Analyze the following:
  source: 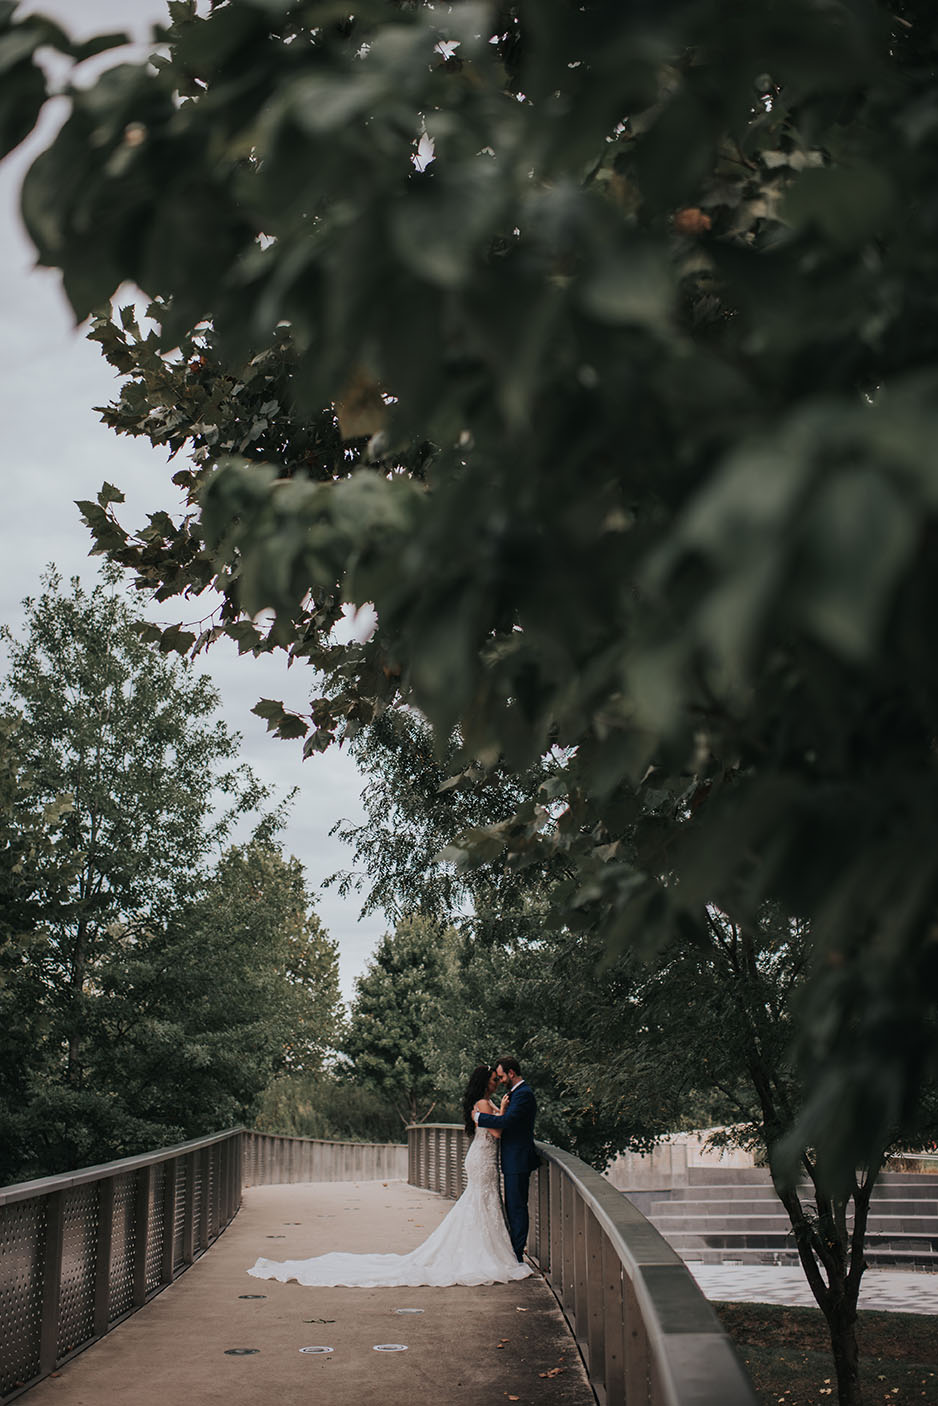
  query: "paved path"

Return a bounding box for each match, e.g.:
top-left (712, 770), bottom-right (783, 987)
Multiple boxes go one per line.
top-left (21, 1180), bottom-right (592, 1406)
top-left (688, 1263), bottom-right (938, 1314)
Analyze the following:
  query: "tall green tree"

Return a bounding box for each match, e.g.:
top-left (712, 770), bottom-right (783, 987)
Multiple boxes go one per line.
top-left (343, 913), bottom-right (460, 1127)
top-left (0, 570), bottom-right (324, 1180)
top-left (1, 569), bottom-right (262, 1090)
top-left (0, 715), bottom-right (77, 1181)
top-left (65, 839), bottom-right (343, 1166)
top-left (7, 0), bottom-right (933, 1185)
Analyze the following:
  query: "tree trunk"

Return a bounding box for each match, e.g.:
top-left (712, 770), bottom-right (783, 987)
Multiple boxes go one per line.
top-left (826, 1303), bottom-right (863, 1406)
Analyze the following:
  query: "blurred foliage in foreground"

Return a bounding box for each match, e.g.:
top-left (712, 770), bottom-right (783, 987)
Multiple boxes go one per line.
top-left (4, 0), bottom-right (938, 1190)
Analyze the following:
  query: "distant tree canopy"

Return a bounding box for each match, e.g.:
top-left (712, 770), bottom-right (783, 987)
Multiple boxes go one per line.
top-left (342, 912), bottom-right (460, 1127)
top-left (0, 572), bottom-right (341, 1182)
top-left (5, 0), bottom-right (938, 1182)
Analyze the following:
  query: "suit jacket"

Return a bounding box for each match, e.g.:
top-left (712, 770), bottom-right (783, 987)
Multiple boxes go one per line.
top-left (476, 1081), bottom-right (539, 1174)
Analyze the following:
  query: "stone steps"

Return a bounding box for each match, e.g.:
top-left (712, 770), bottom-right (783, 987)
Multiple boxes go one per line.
top-left (665, 1182), bottom-right (938, 1202)
top-left (680, 1247), bottom-right (938, 1269)
top-left (654, 1213), bottom-right (938, 1235)
top-left (641, 1167), bottom-right (938, 1269)
top-left (654, 1197), bottom-right (937, 1217)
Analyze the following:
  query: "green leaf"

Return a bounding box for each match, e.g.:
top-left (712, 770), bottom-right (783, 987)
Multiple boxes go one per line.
top-left (783, 162), bottom-right (895, 247)
top-left (796, 469), bottom-right (916, 661)
top-left (158, 624), bottom-right (197, 654)
top-left (390, 163), bottom-right (505, 289)
top-left (130, 622), bottom-right (164, 645)
top-left (0, 51), bottom-right (45, 157)
top-left (98, 482), bottom-right (125, 508)
top-left (580, 241), bottom-right (674, 329)
top-left (70, 31), bottom-right (129, 63)
top-left (252, 698), bottom-right (289, 724)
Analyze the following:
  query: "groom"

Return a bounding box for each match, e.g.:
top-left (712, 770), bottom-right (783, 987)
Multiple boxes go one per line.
top-left (473, 1056), bottom-right (539, 1262)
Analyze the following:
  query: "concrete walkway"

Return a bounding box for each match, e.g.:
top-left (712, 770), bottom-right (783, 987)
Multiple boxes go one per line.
top-left (21, 1180), bottom-right (593, 1406)
top-left (689, 1262), bottom-right (938, 1314)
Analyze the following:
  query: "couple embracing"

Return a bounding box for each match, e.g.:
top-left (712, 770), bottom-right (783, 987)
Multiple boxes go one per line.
top-left (248, 1057), bottom-right (539, 1289)
top-left (469, 1055), bottom-right (540, 1265)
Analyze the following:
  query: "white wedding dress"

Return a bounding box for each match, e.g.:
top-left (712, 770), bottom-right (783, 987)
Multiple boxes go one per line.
top-left (247, 1129), bottom-right (534, 1288)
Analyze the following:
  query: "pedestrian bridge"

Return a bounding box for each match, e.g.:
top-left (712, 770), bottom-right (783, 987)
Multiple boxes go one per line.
top-left (0, 1126), bottom-right (756, 1406)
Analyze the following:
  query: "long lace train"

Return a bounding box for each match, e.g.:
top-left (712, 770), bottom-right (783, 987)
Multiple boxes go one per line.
top-left (247, 1131), bottom-right (534, 1288)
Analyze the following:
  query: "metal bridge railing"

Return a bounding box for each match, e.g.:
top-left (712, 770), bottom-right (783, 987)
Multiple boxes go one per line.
top-left (2, 1125), bottom-right (757, 1406)
top-left (0, 1127), bottom-right (408, 1404)
top-left (243, 1130), bottom-right (407, 1186)
top-left (407, 1123), bottom-right (757, 1406)
top-left (0, 1128), bottom-right (243, 1404)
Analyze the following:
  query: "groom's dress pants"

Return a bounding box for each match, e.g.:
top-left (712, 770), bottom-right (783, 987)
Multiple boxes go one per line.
top-left (504, 1171), bottom-right (531, 1262)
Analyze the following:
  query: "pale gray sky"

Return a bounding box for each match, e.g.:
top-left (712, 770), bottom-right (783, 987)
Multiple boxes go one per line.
top-left (1, 0), bottom-right (386, 1000)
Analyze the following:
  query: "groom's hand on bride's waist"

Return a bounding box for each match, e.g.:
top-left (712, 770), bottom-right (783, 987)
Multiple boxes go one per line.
top-left (472, 1109), bottom-right (480, 1123)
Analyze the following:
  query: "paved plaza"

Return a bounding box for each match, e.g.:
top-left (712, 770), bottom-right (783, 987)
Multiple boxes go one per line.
top-left (688, 1262), bottom-right (938, 1314)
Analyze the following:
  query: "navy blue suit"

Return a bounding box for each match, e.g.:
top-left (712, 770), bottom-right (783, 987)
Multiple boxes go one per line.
top-left (477, 1081), bottom-right (539, 1261)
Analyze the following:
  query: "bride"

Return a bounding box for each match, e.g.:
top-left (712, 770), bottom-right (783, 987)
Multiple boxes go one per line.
top-left (247, 1065), bottom-right (534, 1288)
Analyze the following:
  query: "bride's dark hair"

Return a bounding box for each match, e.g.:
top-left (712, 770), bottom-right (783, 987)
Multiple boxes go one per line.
top-left (462, 1064), bottom-right (492, 1137)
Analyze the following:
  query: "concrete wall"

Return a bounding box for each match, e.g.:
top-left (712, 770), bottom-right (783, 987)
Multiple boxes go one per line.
top-left (603, 1131), bottom-right (756, 1194)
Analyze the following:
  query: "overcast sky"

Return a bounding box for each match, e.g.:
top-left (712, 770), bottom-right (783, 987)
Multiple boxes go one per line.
top-left (1, 0), bottom-right (388, 1000)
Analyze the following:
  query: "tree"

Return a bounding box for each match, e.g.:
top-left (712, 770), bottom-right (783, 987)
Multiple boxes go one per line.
top-left (329, 709), bottom-right (570, 933)
top-left (342, 913), bottom-right (460, 1127)
top-left (70, 839), bottom-right (343, 1161)
top-left (6, 0), bottom-right (932, 1180)
top-left (542, 907), bottom-right (916, 1406)
top-left (0, 715), bottom-right (78, 1181)
top-left (6, 6), bottom-right (938, 1396)
top-left (330, 712), bottom-right (938, 1398)
top-left (0, 570), bottom-right (292, 1178)
top-left (331, 711), bottom-right (643, 1161)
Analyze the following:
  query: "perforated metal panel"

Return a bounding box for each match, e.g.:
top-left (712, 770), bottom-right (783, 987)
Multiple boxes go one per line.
top-left (0, 1197), bottom-right (45, 1395)
top-left (108, 1174), bottom-right (136, 1320)
top-left (56, 1184), bottom-right (99, 1357)
top-left (145, 1165), bottom-right (165, 1294)
top-left (192, 1161), bottom-right (203, 1251)
top-left (206, 1151), bottom-right (216, 1241)
top-left (173, 1160), bottom-right (187, 1270)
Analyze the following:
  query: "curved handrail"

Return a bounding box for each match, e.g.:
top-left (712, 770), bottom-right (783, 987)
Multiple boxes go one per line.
top-left (0, 1127), bottom-right (410, 1404)
top-left (0, 1126), bottom-right (247, 1207)
top-left (406, 1123), bottom-right (757, 1406)
top-left (0, 1128), bottom-right (245, 1404)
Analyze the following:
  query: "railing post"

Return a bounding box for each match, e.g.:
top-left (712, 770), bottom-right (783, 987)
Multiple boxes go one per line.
top-left (586, 1208), bottom-right (605, 1387)
top-left (38, 1190), bottom-right (65, 1377)
top-left (562, 1174), bottom-right (576, 1323)
top-left (94, 1178), bottom-right (115, 1337)
top-left (199, 1147), bottom-right (211, 1251)
top-left (537, 1161), bottom-right (550, 1274)
top-left (574, 1194), bottom-right (589, 1351)
top-left (601, 1237), bottom-right (626, 1405)
top-left (162, 1158), bottom-right (177, 1283)
top-left (133, 1166), bottom-right (152, 1307)
top-left (623, 1269), bottom-right (650, 1404)
top-left (549, 1160), bottom-right (563, 1293)
top-left (212, 1145), bottom-right (221, 1238)
top-left (183, 1151), bottom-right (197, 1263)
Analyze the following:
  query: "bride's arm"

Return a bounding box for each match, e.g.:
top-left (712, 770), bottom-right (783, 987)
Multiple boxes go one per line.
top-left (474, 1099), bottom-right (501, 1138)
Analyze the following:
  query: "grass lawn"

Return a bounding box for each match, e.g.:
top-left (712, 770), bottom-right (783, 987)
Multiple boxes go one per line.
top-left (714, 1301), bottom-right (938, 1405)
